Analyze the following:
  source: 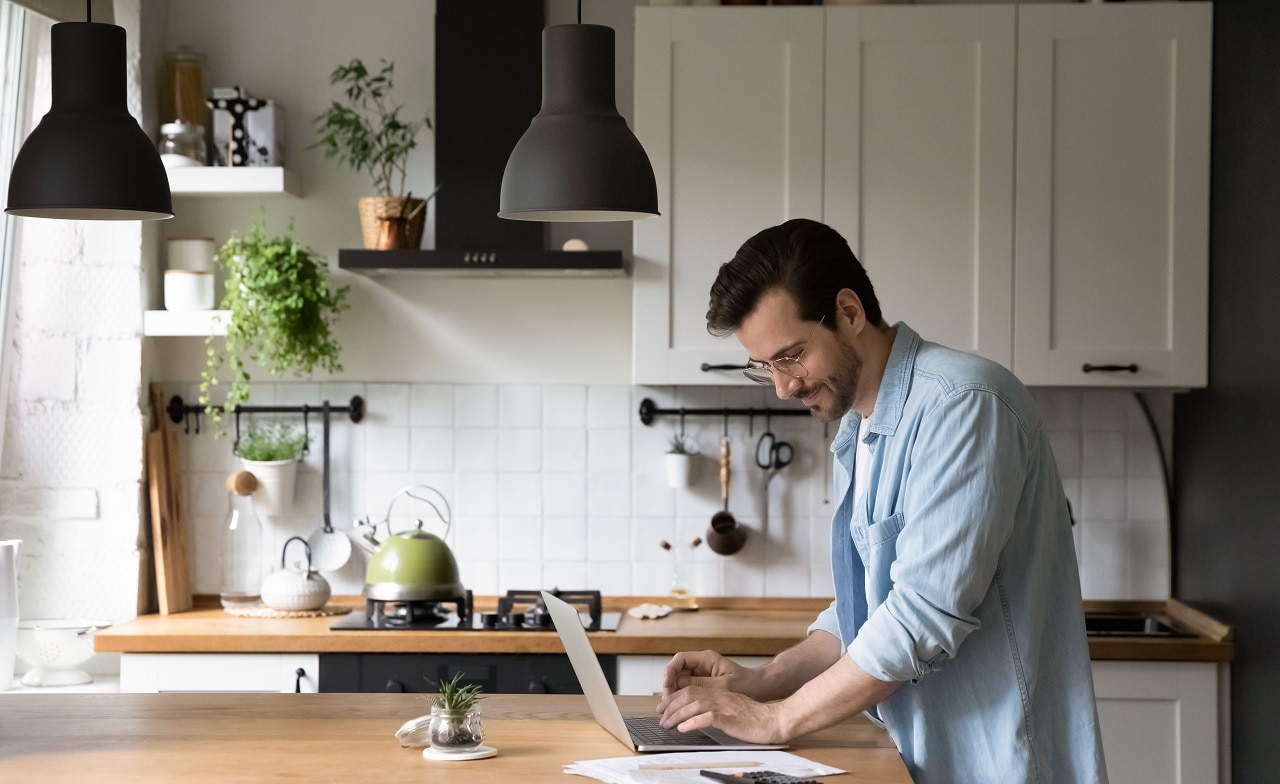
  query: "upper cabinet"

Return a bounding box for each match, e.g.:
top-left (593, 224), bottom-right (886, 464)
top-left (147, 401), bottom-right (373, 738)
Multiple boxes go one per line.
top-left (1012, 5), bottom-right (1211, 387)
top-left (633, 4), bottom-right (1211, 388)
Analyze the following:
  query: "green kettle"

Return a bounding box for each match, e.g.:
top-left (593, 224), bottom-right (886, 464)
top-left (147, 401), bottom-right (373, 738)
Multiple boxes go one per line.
top-left (355, 486), bottom-right (465, 602)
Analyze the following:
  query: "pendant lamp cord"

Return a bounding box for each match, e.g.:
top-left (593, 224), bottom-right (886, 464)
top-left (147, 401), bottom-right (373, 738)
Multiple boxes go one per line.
top-left (86, 0), bottom-right (91, 22)
top-left (577, 0), bottom-right (582, 25)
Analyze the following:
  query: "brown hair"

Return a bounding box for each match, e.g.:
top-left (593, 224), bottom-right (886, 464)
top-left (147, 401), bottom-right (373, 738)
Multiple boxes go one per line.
top-left (706, 218), bottom-right (882, 337)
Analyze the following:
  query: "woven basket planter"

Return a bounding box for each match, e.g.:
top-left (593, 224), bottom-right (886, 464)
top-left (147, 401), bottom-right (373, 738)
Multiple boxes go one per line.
top-left (357, 196), bottom-right (426, 250)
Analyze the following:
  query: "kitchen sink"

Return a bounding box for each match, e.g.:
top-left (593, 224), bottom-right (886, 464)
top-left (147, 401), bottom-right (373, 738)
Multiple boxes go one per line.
top-left (1083, 611), bottom-right (1196, 637)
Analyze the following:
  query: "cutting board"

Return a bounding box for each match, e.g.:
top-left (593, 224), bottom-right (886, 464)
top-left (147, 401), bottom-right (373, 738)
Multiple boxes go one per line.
top-left (146, 384), bottom-right (192, 614)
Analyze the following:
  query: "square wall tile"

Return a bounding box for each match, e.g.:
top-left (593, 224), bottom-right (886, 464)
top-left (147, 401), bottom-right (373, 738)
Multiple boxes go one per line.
top-left (410, 384), bottom-right (455, 427)
top-left (587, 473), bottom-right (631, 517)
top-left (542, 474), bottom-right (586, 517)
top-left (456, 428), bottom-right (498, 471)
top-left (366, 383), bottom-right (410, 427)
top-left (410, 428), bottom-right (455, 472)
top-left (365, 426), bottom-right (409, 471)
top-left (499, 385), bottom-right (542, 428)
top-left (456, 385), bottom-right (497, 427)
top-left (588, 429), bottom-right (631, 473)
top-left (543, 386), bottom-right (587, 428)
top-left (587, 517), bottom-right (632, 560)
top-left (588, 385), bottom-right (633, 429)
top-left (1081, 432), bottom-right (1125, 478)
top-left (497, 516), bottom-right (543, 561)
top-left (543, 429), bottom-right (587, 473)
top-left (455, 473), bottom-right (498, 517)
top-left (497, 473), bottom-right (542, 517)
top-left (499, 429), bottom-right (542, 472)
top-left (543, 516), bottom-right (588, 561)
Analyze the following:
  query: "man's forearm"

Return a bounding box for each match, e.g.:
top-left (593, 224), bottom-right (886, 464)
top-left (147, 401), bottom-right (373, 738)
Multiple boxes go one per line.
top-left (752, 630), bottom-right (845, 701)
top-left (775, 653), bottom-right (902, 739)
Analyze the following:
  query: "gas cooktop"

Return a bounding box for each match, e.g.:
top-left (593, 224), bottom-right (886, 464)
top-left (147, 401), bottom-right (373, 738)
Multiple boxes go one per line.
top-left (330, 589), bottom-right (621, 632)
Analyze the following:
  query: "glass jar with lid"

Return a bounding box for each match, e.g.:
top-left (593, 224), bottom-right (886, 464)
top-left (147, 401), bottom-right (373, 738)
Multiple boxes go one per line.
top-left (158, 122), bottom-right (207, 167)
top-left (157, 46), bottom-right (208, 127)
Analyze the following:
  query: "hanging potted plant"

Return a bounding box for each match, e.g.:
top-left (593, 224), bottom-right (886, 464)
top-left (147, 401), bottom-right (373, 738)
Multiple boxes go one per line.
top-left (199, 214), bottom-right (349, 441)
top-left (311, 58), bottom-right (438, 250)
top-left (665, 432), bottom-right (696, 489)
top-left (235, 421), bottom-right (309, 518)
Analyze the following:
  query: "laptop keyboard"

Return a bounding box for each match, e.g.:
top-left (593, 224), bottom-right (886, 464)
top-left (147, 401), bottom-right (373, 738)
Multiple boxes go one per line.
top-left (625, 715), bottom-right (719, 746)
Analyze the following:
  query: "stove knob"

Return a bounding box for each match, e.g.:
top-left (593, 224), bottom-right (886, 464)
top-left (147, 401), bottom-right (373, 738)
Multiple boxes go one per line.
top-left (536, 613), bottom-right (553, 628)
top-left (480, 612), bottom-right (499, 629)
top-left (527, 681), bottom-right (548, 694)
top-left (384, 679), bottom-right (405, 693)
top-left (509, 611), bottom-right (526, 627)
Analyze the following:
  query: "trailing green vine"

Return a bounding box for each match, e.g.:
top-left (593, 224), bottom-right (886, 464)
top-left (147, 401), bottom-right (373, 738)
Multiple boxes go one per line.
top-left (199, 215), bottom-right (350, 437)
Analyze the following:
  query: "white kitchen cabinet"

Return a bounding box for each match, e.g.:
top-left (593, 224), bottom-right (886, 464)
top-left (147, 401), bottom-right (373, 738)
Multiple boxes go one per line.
top-left (1092, 660), bottom-right (1227, 784)
top-left (1013, 5), bottom-right (1211, 387)
top-left (120, 653), bottom-right (318, 693)
top-left (633, 7), bottom-right (824, 385)
top-left (824, 6), bottom-right (1016, 368)
top-left (616, 655), bottom-right (770, 697)
top-left (633, 4), bottom-right (1210, 388)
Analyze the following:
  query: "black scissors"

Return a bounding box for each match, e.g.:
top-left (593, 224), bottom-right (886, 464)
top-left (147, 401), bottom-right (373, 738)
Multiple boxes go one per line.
top-left (756, 431), bottom-right (794, 472)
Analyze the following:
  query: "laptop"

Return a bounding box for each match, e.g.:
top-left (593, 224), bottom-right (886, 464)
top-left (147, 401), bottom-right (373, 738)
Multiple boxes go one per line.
top-left (541, 590), bottom-right (787, 752)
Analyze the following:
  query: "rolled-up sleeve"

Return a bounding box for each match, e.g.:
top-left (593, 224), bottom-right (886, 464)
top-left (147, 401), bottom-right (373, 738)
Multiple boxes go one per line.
top-left (847, 386), bottom-right (1032, 683)
top-left (808, 600), bottom-right (840, 639)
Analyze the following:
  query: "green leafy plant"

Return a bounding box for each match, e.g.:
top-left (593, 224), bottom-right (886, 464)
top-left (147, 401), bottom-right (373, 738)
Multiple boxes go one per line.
top-left (235, 420), bottom-right (309, 462)
top-left (667, 432), bottom-right (694, 455)
top-left (311, 58), bottom-right (431, 198)
top-left (199, 215), bottom-right (350, 436)
top-left (431, 672), bottom-right (483, 712)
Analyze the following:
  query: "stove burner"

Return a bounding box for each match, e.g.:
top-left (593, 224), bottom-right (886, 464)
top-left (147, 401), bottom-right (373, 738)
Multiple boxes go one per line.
top-left (498, 589), bottom-right (602, 631)
top-left (330, 588), bottom-right (619, 632)
top-left (363, 592), bottom-right (473, 629)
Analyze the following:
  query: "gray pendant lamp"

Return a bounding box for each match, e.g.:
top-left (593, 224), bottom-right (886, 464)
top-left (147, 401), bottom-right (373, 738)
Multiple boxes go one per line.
top-left (5, 4), bottom-right (173, 221)
top-left (498, 8), bottom-right (658, 223)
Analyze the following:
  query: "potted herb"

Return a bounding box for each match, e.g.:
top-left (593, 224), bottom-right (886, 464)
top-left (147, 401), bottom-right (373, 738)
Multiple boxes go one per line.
top-left (665, 432), bottom-right (696, 489)
top-left (311, 58), bottom-right (437, 249)
top-left (199, 215), bottom-right (349, 442)
top-left (426, 672), bottom-right (485, 752)
top-left (235, 420), bottom-right (310, 518)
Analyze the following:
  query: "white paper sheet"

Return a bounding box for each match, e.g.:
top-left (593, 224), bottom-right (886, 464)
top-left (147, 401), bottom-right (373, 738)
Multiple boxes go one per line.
top-left (563, 750), bottom-right (844, 784)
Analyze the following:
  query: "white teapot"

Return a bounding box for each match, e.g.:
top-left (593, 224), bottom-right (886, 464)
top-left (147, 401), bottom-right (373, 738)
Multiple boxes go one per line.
top-left (261, 537), bottom-right (331, 612)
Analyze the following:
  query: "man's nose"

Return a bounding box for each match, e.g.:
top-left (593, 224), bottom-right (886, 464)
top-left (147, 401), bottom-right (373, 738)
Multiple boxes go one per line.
top-left (773, 372), bottom-right (802, 400)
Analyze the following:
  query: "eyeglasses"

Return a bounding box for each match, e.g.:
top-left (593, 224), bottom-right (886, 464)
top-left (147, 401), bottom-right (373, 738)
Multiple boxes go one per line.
top-left (742, 317), bottom-right (825, 386)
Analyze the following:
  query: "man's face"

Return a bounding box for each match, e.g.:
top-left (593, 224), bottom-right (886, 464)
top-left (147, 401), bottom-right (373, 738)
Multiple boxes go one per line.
top-left (736, 290), bottom-right (862, 423)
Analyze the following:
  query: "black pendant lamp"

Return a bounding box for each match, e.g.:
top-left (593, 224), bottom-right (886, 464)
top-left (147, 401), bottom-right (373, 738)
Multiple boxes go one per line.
top-left (5, 4), bottom-right (173, 221)
top-left (498, 7), bottom-right (658, 223)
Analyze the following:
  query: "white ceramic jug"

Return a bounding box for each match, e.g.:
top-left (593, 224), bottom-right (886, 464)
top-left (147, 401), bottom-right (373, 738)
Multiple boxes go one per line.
top-left (1, 539), bottom-right (20, 691)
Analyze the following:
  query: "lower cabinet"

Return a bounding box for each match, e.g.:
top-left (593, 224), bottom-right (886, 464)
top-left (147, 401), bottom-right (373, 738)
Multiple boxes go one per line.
top-left (1092, 660), bottom-right (1228, 784)
top-left (120, 653), bottom-right (319, 693)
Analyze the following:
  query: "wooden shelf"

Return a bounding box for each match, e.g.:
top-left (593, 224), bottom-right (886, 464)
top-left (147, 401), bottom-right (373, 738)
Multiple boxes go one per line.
top-left (165, 166), bottom-right (300, 197)
top-left (143, 310), bottom-right (229, 336)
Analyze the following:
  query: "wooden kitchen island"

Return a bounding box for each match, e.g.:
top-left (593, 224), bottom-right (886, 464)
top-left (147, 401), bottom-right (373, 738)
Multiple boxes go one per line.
top-left (0, 693), bottom-right (912, 783)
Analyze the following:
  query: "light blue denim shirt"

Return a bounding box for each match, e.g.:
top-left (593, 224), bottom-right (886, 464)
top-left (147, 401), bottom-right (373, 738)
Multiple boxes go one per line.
top-left (808, 323), bottom-right (1107, 784)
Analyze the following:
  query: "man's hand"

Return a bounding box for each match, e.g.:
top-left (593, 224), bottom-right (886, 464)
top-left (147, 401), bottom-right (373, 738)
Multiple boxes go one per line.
top-left (657, 685), bottom-right (787, 743)
top-left (659, 650), bottom-right (766, 701)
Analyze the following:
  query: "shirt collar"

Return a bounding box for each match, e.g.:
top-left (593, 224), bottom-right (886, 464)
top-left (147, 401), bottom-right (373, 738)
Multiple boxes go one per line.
top-left (830, 321), bottom-right (921, 450)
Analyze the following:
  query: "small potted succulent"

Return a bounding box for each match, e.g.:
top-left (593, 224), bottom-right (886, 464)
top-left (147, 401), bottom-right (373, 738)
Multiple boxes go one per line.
top-left (426, 672), bottom-right (485, 752)
top-left (235, 420), bottom-right (309, 518)
top-left (665, 432), bottom-right (696, 489)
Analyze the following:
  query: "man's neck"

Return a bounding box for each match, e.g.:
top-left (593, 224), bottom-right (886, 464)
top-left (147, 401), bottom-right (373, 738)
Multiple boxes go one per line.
top-left (851, 323), bottom-right (897, 418)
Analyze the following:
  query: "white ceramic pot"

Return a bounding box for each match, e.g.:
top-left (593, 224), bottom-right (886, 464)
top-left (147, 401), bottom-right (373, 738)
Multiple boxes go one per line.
top-left (241, 458), bottom-right (298, 518)
top-left (665, 453), bottom-right (693, 489)
top-left (163, 269), bottom-right (215, 310)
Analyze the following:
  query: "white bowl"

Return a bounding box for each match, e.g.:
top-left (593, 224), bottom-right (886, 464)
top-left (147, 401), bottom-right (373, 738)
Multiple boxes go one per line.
top-left (16, 619), bottom-right (111, 687)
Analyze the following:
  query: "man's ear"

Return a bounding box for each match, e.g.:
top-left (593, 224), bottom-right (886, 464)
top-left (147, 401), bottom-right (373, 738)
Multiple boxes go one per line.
top-left (834, 288), bottom-right (866, 336)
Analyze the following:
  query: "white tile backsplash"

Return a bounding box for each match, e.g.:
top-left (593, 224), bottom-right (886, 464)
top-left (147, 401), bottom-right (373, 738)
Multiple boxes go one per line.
top-left (162, 383), bottom-right (1173, 603)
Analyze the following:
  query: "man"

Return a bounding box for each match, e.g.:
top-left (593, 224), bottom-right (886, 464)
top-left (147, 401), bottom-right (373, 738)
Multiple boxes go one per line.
top-left (658, 219), bottom-right (1107, 783)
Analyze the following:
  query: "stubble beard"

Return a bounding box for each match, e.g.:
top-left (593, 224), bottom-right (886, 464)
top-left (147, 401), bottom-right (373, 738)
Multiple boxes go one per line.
top-left (798, 339), bottom-right (863, 423)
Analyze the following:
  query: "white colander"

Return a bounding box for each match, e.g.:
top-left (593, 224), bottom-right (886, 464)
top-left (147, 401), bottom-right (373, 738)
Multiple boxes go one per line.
top-left (16, 619), bottom-right (111, 687)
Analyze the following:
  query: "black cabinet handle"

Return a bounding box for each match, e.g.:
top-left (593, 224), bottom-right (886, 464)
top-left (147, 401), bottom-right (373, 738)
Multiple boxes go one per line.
top-left (1082, 363), bottom-right (1139, 374)
top-left (385, 679), bottom-right (405, 693)
top-left (527, 681), bottom-right (548, 694)
top-left (700, 363), bottom-right (745, 372)
top-left (294, 667), bottom-right (306, 694)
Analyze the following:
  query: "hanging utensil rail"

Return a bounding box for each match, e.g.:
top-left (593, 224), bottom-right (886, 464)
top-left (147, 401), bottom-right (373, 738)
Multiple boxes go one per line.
top-left (637, 397), bottom-right (809, 427)
top-left (166, 395), bottom-right (365, 434)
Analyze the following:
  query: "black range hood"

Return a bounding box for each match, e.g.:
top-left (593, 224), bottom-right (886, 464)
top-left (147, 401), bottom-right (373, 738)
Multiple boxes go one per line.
top-left (337, 0), bottom-right (626, 277)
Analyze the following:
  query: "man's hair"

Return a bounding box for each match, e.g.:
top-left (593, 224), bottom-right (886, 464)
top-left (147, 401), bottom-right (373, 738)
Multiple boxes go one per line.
top-left (706, 218), bottom-right (883, 337)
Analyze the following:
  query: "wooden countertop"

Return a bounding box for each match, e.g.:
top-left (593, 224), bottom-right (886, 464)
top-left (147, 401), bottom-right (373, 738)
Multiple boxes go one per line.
top-left (94, 596), bottom-right (1233, 662)
top-left (0, 693), bottom-right (912, 783)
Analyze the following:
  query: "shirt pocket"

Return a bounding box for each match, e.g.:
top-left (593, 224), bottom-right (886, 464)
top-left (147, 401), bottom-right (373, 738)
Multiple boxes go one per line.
top-left (866, 512), bottom-right (906, 606)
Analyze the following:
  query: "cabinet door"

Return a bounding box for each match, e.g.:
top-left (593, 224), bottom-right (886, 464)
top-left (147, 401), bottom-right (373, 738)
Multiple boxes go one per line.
top-left (825, 6), bottom-right (1016, 368)
top-left (1013, 4), bottom-right (1211, 387)
top-left (634, 7), bottom-right (824, 385)
top-left (120, 653), bottom-right (319, 693)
